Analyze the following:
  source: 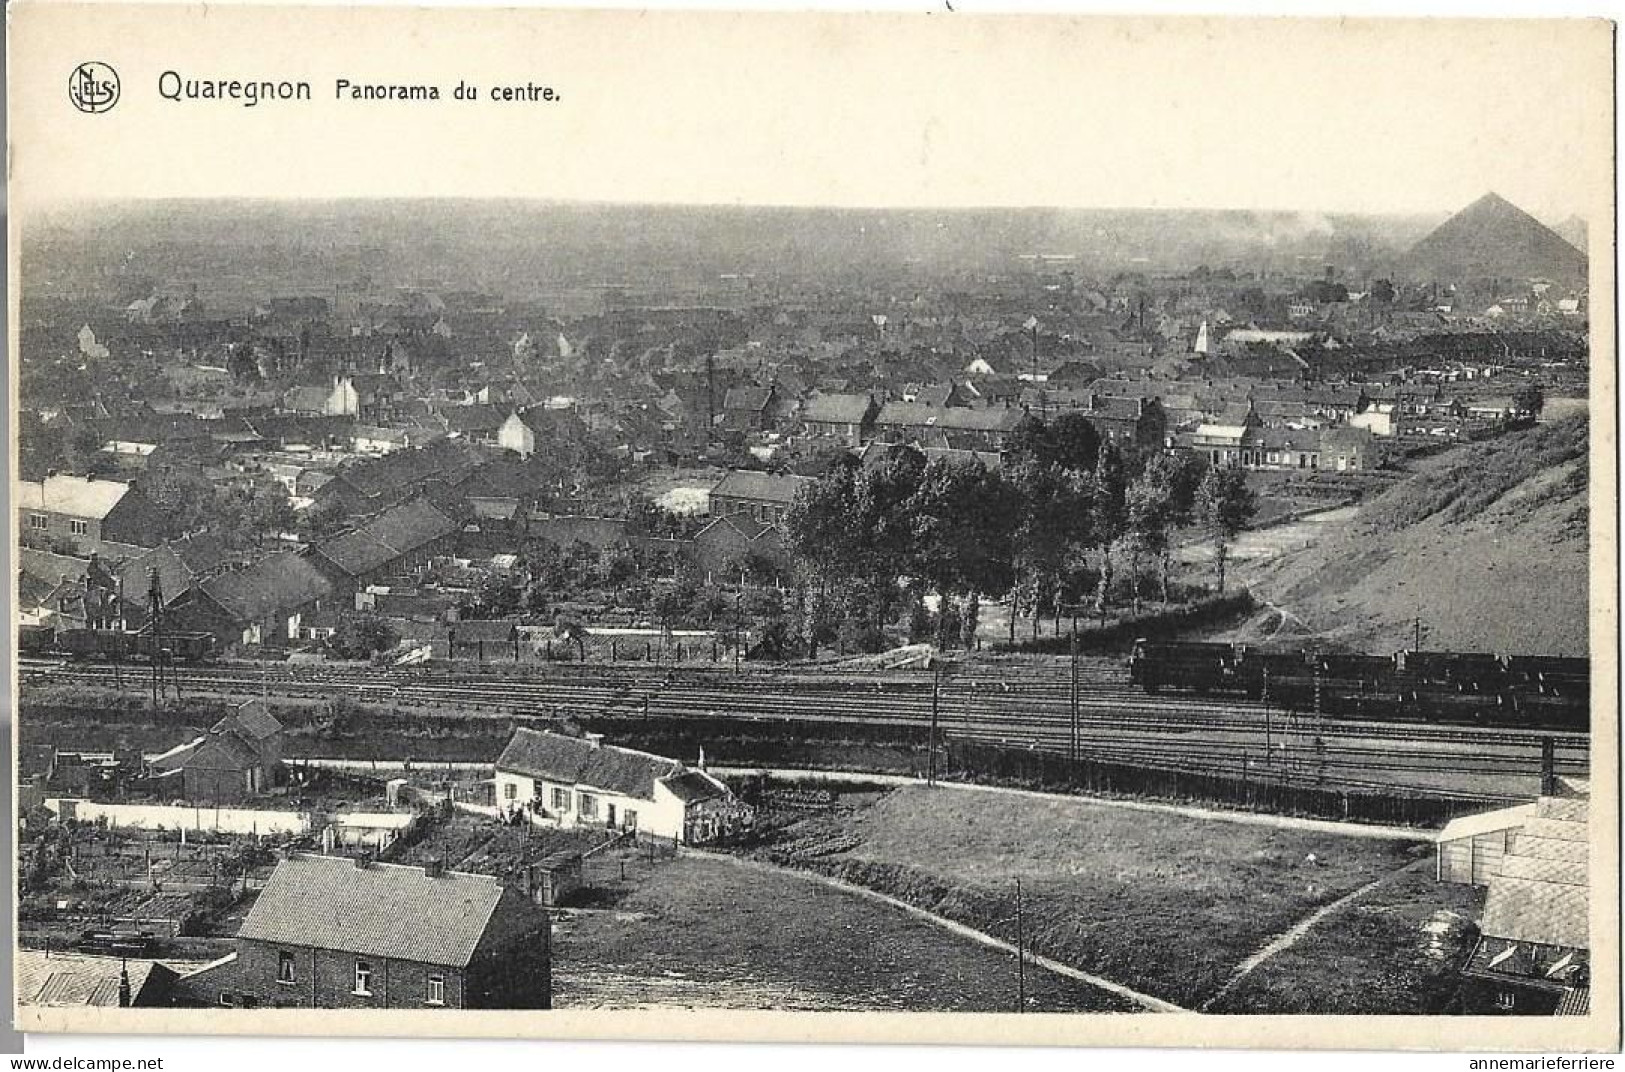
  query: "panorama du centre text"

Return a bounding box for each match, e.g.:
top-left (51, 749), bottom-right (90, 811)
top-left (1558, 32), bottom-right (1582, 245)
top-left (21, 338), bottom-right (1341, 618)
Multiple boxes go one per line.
top-left (157, 72), bottom-right (562, 105)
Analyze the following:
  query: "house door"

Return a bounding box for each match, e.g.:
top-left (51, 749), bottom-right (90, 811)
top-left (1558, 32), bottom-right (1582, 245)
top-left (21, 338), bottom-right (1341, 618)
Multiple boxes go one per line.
top-left (606, 803), bottom-right (617, 829)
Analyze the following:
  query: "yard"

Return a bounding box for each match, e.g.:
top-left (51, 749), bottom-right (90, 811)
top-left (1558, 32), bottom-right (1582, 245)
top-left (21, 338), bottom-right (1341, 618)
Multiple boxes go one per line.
top-left (550, 853), bottom-right (1134, 1012)
top-left (740, 785), bottom-right (1441, 1010)
top-left (390, 813), bottom-right (612, 876)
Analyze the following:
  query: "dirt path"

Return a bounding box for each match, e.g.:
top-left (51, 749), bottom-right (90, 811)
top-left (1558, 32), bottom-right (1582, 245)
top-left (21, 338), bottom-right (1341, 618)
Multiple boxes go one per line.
top-left (687, 848), bottom-right (1187, 1014)
top-left (1196, 858), bottom-right (1430, 1011)
top-left (709, 767), bottom-right (1435, 842)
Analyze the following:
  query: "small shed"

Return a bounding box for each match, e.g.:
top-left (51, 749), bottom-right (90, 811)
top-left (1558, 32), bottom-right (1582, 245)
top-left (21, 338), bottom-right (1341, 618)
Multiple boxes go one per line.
top-left (523, 849), bottom-right (586, 907)
top-left (1436, 802), bottom-right (1538, 886)
top-left (326, 811), bottom-right (419, 852)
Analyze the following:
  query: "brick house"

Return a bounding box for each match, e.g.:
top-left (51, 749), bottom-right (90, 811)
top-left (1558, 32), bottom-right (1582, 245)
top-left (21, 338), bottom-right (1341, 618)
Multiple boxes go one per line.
top-left (709, 470), bottom-right (813, 529)
top-left (797, 392), bottom-right (879, 446)
top-left (494, 728), bottom-right (751, 844)
top-left (16, 475), bottom-right (169, 555)
top-left (171, 551), bottom-right (334, 648)
top-left (722, 384), bottom-right (791, 433)
top-left (308, 499), bottom-right (459, 597)
top-left (148, 700), bottom-right (285, 804)
top-left (689, 514), bottom-right (788, 581)
top-left (873, 402), bottom-right (1026, 452)
top-left (1321, 426), bottom-right (1383, 472)
top-left (180, 853), bottom-right (550, 1009)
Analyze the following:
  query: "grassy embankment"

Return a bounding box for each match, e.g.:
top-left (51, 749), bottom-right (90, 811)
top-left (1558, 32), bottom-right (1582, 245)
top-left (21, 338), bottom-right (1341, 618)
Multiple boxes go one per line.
top-left (741, 785), bottom-right (1466, 1012)
top-left (1233, 416), bottom-right (1590, 655)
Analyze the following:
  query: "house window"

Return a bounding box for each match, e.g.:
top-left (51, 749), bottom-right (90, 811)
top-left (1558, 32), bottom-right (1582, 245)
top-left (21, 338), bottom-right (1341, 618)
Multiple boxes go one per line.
top-left (277, 950), bottom-right (296, 984)
top-left (27, 514), bottom-right (50, 531)
top-left (551, 787), bottom-right (570, 812)
top-left (503, 782), bottom-right (518, 801)
top-left (426, 973), bottom-right (445, 1006)
top-left (624, 808), bottom-right (638, 830)
top-left (1495, 990), bottom-right (1517, 1011)
top-left (354, 959), bottom-right (373, 996)
top-left (578, 792), bottom-right (599, 820)
top-left (69, 519), bottom-right (88, 536)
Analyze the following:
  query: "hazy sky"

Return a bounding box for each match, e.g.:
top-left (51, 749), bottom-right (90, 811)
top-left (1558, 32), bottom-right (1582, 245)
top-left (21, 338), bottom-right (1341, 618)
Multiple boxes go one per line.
top-left (10, 7), bottom-right (1613, 222)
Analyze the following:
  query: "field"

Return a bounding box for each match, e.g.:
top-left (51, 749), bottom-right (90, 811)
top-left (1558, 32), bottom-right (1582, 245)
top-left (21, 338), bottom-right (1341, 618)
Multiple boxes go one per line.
top-left (743, 785), bottom-right (1444, 1010)
top-left (1208, 863), bottom-right (1486, 1014)
top-left (551, 853), bottom-right (1134, 1012)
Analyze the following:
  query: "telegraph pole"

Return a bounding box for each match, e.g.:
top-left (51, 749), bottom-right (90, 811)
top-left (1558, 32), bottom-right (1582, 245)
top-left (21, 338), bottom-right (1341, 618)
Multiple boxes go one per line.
top-left (147, 567), bottom-right (164, 714)
top-left (928, 660), bottom-right (942, 787)
top-left (1015, 877), bottom-right (1027, 1013)
top-left (1068, 626), bottom-right (1080, 764)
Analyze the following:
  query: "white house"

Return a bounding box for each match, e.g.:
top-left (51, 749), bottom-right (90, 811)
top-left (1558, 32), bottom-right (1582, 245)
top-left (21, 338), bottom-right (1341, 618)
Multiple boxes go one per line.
top-left (1349, 407), bottom-right (1396, 437)
top-left (492, 728), bottom-right (750, 844)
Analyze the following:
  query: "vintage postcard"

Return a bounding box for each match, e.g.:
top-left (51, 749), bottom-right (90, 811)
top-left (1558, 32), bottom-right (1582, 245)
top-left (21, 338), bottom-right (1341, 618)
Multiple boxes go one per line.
top-left (6, 2), bottom-right (1618, 1052)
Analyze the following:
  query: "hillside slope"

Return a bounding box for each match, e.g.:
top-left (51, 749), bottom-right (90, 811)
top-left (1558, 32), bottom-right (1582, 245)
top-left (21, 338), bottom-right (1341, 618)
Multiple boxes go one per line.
top-left (1233, 418), bottom-right (1591, 655)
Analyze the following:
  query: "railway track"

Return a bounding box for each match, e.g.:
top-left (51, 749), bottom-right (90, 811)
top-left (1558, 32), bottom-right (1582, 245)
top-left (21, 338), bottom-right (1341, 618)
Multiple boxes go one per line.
top-left (21, 656), bottom-right (1588, 797)
top-left (21, 656), bottom-right (1589, 748)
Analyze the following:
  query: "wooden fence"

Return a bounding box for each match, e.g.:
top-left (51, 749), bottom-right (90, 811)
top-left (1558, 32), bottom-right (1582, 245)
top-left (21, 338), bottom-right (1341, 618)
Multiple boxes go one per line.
top-left (943, 738), bottom-right (1509, 828)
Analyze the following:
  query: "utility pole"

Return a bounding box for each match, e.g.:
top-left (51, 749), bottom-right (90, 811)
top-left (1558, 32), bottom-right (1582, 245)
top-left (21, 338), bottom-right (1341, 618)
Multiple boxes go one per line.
top-left (147, 567), bottom-right (164, 715)
top-left (928, 660), bottom-right (942, 787)
top-left (1414, 616), bottom-right (1423, 653)
top-left (1015, 877), bottom-right (1027, 1013)
top-left (1262, 666), bottom-right (1272, 778)
top-left (1069, 626), bottom-right (1080, 764)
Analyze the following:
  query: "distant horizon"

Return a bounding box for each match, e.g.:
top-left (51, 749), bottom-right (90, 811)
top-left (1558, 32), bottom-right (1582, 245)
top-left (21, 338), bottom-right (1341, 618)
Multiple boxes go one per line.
top-left (21, 193), bottom-right (1537, 223)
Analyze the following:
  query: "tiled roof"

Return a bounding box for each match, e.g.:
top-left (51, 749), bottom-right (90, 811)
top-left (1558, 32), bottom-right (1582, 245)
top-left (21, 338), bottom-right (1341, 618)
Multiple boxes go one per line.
top-left (1479, 791), bottom-right (1590, 949)
top-left (213, 700), bottom-right (283, 742)
top-left (710, 470), bottom-right (812, 506)
top-left (17, 951), bottom-right (176, 1008)
top-left (336, 439), bottom-right (486, 500)
top-left (15, 476), bottom-right (132, 520)
top-left (239, 854), bottom-right (507, 968)
top-left (496, 728), bottom-right (681, 800)
top-left (875, 402), bottom-right (1024, 433)
top-left (1556, 986), bottom-right (1591, 1015)
top-left (316, 500), bottom-right (457, 577)
top-left (662, 770), bottom-right (731, 804)
top-left (723, 386), bottom-right (772, 412)
top-left (200, 553), bottom-right (333, 623)
top-left (1085, 395), bottom-right (1150, 421)
top-left (800, 393), bottom-right (874, 424)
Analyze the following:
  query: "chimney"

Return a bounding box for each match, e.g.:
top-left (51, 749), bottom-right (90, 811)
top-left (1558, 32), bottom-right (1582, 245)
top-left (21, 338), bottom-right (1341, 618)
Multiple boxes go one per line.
top-left (424, 857), bottom-right (445, 879)
top-left (354, 851), bottom-right (373, 869)
top-left (584, 733), bottom-right (604, 750)
top-left (1540, 737), bottom-right (1557, 797)
top-left (118, 960), bottom-right (132, 1008)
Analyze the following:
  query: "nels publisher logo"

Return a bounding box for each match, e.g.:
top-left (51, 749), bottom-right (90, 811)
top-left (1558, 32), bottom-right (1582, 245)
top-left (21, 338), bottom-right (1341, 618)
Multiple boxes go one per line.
top-left (69, 61), bottom-right (120, 113)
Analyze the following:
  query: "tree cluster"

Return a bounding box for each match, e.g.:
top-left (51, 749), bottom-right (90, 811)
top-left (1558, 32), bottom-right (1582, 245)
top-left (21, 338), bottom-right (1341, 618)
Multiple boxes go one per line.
top-left (784, 414), bottom-right (1256, 654)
